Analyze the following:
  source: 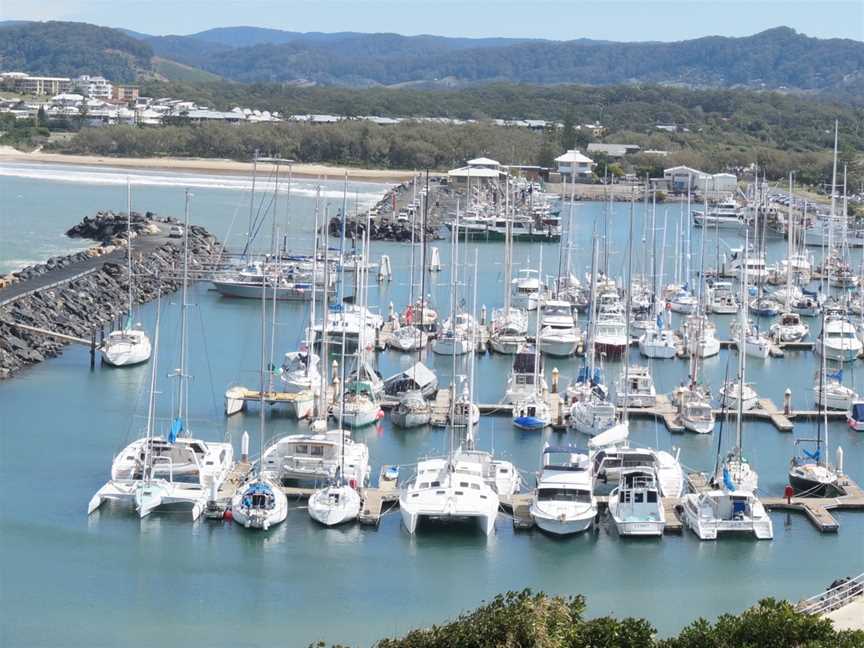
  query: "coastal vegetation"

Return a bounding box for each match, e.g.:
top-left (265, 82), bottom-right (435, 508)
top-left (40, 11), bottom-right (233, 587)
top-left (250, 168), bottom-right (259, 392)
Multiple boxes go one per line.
top-left (317, 590), bottom-right (863, 647)
top-left (45, 81), bottom-right (864, 188)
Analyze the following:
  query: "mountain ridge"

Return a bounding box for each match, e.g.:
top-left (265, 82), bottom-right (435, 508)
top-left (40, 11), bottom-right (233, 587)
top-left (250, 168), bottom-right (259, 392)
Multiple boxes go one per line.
top-left (1, 21), bottom-right (861, 96)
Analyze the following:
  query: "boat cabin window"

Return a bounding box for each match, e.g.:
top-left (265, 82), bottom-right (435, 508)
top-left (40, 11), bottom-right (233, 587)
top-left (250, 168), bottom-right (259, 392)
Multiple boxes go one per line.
top-left (634, 493), bottom-right (644, 503)
top-left (471, 483), bottom-right (481, 490)
top-left (419, 482), bottom-right (429, 489)
top-left (647, 491), bottom-right (658, 503)
top-left (295, 444), bottom-right (308, 455)
top-left (430, 481), bottom-right (441, 487)
top-left (460, 481), bottom-right (469, 488)
top-left (310, 445), bottom-right (324, 457)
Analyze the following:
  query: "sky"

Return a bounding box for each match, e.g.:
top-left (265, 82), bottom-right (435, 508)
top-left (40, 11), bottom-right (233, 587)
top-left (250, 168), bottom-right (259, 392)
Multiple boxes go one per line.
top-left (2, 0), bottom-right (862, 41)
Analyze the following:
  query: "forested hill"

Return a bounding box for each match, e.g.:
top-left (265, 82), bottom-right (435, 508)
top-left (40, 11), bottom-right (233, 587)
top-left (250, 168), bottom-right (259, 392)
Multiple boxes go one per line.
top-left (0, 21), bottom-right (152, 83)
top-left (1, 21), bottom-right (862, 97)
top-left (138, 25), bottom-right (863, 94)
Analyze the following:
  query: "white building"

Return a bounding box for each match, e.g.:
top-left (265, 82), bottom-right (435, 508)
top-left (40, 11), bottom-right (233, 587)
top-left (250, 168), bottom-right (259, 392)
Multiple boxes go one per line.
top-left (695, 172), bottom-right (738, 194)
top-left (663, 165), bottom-right (703, 193)
top-left (554, 149), bottom-right (595, 179)
top-left (72, 75), bottom-right (114, 99)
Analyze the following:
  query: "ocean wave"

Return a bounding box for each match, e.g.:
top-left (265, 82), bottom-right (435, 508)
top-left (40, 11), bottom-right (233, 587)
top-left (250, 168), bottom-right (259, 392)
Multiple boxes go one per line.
top-left (0, 162), bottom-right (393, 204)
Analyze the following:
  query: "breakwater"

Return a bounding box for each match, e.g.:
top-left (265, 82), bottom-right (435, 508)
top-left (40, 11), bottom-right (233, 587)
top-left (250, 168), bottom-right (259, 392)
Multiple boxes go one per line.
top-left (0, 212), bottom-right (223, 379)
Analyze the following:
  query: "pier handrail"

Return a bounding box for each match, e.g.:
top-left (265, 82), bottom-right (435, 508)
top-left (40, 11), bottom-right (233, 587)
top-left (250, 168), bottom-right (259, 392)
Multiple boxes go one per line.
top-left (797, 572), bottom-right (864, 615)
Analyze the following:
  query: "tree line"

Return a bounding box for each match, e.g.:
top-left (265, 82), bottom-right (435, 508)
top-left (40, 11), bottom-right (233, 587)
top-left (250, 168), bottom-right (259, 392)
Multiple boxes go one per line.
top-left (315, 589), bottom-right (863, 648)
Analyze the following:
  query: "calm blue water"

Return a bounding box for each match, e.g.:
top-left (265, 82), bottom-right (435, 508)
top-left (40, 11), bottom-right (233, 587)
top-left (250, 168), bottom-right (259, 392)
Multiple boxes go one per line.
top-left (1, 163), bottom-right (862, 647)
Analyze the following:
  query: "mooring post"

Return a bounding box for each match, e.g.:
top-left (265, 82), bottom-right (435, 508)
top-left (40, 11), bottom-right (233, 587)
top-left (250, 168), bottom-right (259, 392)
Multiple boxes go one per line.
top-left (90, 331), bottom-right (96, 370)
top-left (784, 388), bottom-right (792, 416)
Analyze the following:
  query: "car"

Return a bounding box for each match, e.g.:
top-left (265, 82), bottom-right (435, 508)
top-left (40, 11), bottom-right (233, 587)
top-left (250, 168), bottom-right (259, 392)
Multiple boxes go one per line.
top-left (169, 225), bottom-right (184, 238)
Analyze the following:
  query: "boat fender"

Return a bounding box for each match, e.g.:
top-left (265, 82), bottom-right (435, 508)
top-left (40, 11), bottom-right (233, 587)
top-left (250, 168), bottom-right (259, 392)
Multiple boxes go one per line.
top-left (376, 409), bottom-right (385, 420)
top-left (223, 508), bottom-right (233, 522)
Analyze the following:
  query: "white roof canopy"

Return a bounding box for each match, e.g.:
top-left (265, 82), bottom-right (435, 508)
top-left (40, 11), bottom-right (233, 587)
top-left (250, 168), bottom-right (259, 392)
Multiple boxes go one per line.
top-left (448, 166), bottom-right (502, 179)
top-left (467, 157), bottom-right (500, 167)
top-left (555, 149), bottom-right (594, 164)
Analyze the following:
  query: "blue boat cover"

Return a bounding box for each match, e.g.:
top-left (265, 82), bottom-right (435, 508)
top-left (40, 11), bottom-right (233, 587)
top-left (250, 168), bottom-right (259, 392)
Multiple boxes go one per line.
top-left (828, 369), bottom-right (843, 381)
top-left (168, 417), bottom-right (183, 443)
top-left (245, 481), bottom-right (273, 495)
top-left (514, 416), bottom-right (544, 429)
top-left (852, 404), bottom-right (864, 421)
top-left (803, 448), bottom-right (820, 461)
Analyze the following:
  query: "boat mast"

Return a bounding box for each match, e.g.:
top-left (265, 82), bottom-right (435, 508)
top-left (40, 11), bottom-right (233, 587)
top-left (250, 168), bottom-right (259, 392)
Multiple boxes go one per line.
top-left (623, 188), bottom-right (635, 425)
top-left (317, 201), bottom-right (330, 421)
top-left (257, 240), bottom-right (267, 477)
top-left (126, 178), bottom-right (134, 325)
top-left (533, 248), bottom-right (543, 396)
top-left (736, 225), bottom-right (749, 462)
top-left (142, 289), bottom-right (162, 484)
top-left (786, 172), bottom-right (794, 312)
top-left (172, 190), bottom-right (191, 436)
top-left (418, 171), bottom-right (429, 335)
top-left (504, 177), bottom-right (512, 312)
top-left (307, 197), bottom-right (319, 380)
top-left (466, 248), bottom-right (479, 451)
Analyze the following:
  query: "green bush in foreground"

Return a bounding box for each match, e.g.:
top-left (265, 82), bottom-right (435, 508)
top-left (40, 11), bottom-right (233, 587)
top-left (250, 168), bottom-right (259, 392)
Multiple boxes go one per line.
top-left (311, 589), bottom-right (863, 648)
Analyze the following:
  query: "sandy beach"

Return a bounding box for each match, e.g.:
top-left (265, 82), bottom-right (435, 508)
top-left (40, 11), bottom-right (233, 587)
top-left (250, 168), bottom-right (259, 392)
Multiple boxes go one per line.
top-left (0, 147), bottom-right (418, 182)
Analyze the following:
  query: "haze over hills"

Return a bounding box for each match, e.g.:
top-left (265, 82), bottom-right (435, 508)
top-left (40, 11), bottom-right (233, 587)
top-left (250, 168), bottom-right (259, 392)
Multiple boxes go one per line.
top-left (1, 21), bottom-right (862, 96)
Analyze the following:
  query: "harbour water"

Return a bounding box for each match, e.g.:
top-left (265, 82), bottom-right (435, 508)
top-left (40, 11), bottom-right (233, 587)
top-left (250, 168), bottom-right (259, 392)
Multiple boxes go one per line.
top-left (1, 162), bottom-right (862, 647)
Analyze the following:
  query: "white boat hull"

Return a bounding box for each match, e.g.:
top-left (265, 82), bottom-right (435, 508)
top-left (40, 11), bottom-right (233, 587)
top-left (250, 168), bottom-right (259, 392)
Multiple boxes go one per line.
top-left (530, 505), bottom-right (595, 535)
top-left (538, 336), bottom-right (579, 357)
top-left (101, 334), bottom-right (152, 367)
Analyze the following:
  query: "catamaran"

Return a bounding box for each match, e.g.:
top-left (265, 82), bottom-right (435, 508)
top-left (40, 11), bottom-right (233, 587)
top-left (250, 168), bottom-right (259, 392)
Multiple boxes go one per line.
top-left (90, 194), bottom-right (234, 520)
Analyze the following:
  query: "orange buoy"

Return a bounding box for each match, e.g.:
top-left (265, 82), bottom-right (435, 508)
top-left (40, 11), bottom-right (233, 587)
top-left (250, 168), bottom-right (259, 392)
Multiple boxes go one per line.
top-left (223, 508), bottom-right (234, 522)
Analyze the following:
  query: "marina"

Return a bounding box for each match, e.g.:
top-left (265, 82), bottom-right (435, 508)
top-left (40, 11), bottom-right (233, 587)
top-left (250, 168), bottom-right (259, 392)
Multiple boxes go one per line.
top-left (1, 159), bottom-right (863, 646)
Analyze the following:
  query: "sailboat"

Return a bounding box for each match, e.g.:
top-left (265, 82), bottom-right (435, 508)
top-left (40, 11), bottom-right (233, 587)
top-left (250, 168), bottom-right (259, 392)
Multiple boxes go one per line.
top-left (672, 316), bottom-right (715, 434)
top-left (390, 182), bottom-right (431, 352)
top-left (791, 312), bottom-right (843, 497)
top-left (512, 254), bottom-right (551, 430)
top-left (771, 174), bottom-right (812, 345)
top-left (101, 179), bottom-right (152, 367)
top-left (90, 193), bottom-right (234, 520)
top-left (280, 197), bottom-right (324, 394)
top-left (260, 200), bottom-right (372, 490)
top-left (400, 250), bottom-right (502, 536)
top-left (569, 238), bottom-right (616, 436)
top-left (490, 182), bottom-right (529, 354)
top-left (433, 212), bottom-right (477, 356)
top-left (232, 266), bottom-right (288, 531)
top-left (332, 218), bottom-right (383, 429)
top-left (713, 302), bottom-right (760, 494)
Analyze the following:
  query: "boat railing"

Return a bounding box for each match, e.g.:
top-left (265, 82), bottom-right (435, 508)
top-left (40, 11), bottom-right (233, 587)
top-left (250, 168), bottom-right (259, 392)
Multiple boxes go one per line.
top-left (796, 572), bottom-right (864, 616)
top-left (150, 455), bottom-right (174, 482)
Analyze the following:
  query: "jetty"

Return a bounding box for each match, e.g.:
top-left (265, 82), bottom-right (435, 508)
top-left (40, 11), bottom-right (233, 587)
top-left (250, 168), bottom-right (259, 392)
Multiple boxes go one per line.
top-left (0, 212), bottom-right (224, 379)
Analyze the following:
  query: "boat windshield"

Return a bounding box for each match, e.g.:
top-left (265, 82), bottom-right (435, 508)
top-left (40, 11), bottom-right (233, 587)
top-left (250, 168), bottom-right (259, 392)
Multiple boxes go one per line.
top-left (538, 487), bottom-right (592, 502)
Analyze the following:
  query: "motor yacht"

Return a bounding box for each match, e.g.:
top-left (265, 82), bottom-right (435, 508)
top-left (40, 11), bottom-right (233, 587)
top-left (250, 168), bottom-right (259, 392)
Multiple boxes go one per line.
top-left (529, 445), bottom-right (596, 535)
